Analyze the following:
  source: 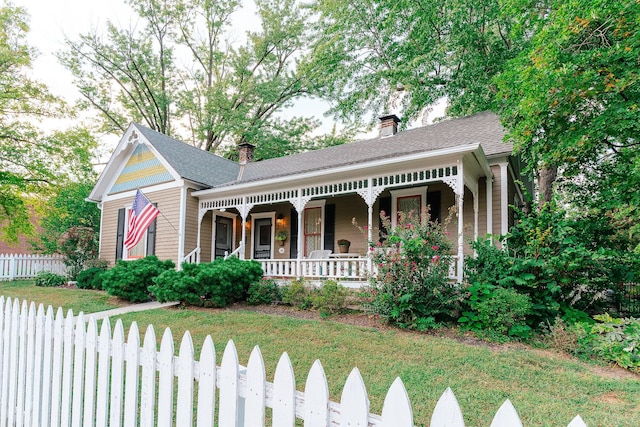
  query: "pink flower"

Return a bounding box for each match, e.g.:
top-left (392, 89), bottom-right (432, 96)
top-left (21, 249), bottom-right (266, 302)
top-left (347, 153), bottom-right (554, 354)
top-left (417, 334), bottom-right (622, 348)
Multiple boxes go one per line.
top-left (431, 255), bottom-right (441, 264)
top-left (432, 245), bottom-right (439, 251)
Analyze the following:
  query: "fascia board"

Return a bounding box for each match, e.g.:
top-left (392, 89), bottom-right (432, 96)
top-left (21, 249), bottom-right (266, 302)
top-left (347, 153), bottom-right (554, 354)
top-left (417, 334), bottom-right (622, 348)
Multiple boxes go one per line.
top-left (193, 143), bottom-right (480, 199)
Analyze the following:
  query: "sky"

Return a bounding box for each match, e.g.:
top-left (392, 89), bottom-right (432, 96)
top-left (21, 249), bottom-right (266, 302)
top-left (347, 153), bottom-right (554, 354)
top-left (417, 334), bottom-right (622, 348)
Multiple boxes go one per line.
top-left (16, 0), bottom-right (444, 156)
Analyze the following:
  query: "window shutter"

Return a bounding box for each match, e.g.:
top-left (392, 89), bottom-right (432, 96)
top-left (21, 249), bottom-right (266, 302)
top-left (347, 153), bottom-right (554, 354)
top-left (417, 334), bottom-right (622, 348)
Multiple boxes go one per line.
top-left (323, 204), bottom-right (335, 252)
top-left (116, 208), bottom-right (125, 260)
top-left (146, 218), bottom-right (157, 256)
top-left (427, 191), bottom-right (442, 223)
top-left (378, 196), bottom-right (392, 241)
top-left (289, 208), bottom-right (298, 258)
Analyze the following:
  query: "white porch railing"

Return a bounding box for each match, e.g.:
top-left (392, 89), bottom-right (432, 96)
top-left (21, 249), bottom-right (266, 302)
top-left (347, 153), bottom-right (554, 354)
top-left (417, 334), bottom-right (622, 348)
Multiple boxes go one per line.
top-left (183, 247), bottom-right (200, 264)
top-left (0, 296), bottom-right (587, 427)
top-left (259, 257), bottom-right (369, 281)
top-left (0, 253), bottom-right (67, 281)
top-left (261, 256), bottom-right (459, 282)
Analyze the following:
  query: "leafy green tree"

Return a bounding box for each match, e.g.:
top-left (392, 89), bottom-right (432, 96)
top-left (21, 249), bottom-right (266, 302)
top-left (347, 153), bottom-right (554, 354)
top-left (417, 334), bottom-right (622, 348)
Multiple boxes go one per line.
top-left (495, 0), bottom-right (640, 204)
top-left (37, 179), bottom-right (101, 277)
top-left (0, 4), bottom-right (97, 242)
top-left (309, 0), bottom-right (525, 126)
top-left (60, 0), bottom-right (334, 158)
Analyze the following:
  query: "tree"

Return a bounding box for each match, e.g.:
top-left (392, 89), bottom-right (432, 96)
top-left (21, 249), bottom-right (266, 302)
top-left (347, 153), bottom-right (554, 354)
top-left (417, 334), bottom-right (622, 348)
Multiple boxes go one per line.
top-left (60, 0), bottom-right (333, 158)
top-left (0, 4), bottom-right (97, 242)
top-left (495, 0), bottom-right (640, 205)
top-left (309, 0), bottom-right (525, 126)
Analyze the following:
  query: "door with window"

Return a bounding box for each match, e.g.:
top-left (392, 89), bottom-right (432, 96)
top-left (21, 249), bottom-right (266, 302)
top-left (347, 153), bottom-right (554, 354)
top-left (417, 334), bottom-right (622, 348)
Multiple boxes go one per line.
top-left (304, 207), bottom-right (322, 256)
top-left (253, 217), bottom-right (272, 259)
top-left (214, 216), bottom-right (233, 258)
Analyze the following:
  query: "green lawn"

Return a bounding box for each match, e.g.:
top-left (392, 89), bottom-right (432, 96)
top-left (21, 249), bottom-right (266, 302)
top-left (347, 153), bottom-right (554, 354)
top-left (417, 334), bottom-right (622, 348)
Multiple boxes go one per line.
top-left (0, 280), bottom-right (125, 314)
top-left (1, 281), bottom-right (638, 426)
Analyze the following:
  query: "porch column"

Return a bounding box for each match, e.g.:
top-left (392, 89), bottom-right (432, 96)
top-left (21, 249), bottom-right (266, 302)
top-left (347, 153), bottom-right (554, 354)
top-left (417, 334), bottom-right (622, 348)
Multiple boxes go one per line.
top-left (486, 176), bottom-right (493, 239)
top-left (196, 207), bottom-right (205, 263)
top-left (240, 216), bottom-right (247, 260)
top-left (297, 208), bottom-right (304, 276)
top-left (367, 203), bottom-right (373, 273)
top-left (500, 162), bottom-right (509, 236)
top-left (473, 190), bottom-right (479, 242)
top-left (457, 163), bottom-right (464, 282)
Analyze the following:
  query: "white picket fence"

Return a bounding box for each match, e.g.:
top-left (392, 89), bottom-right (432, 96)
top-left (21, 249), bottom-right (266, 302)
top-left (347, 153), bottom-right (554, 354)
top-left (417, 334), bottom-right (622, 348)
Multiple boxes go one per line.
top-left (0, 254), bottom-right (67, 281)
top-left (0, 296), bottom-right (588, 427)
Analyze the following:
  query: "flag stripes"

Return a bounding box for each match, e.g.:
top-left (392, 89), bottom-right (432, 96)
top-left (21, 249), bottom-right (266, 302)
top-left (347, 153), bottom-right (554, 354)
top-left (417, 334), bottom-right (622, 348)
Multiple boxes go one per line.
top-left (124, 190), bottom-right (160, 250)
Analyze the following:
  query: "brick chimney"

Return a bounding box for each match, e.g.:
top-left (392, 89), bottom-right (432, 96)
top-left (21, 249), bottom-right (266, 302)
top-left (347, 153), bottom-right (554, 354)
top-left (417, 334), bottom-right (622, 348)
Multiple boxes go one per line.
top-left (379, 114), bottom-right (400, 137)
top-left (238, 142), bottom-right (255, 164)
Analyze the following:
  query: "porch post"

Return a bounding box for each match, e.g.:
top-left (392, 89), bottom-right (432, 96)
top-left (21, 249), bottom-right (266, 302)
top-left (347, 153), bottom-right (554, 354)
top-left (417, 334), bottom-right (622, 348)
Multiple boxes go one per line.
top-left (240, 196), bottom-right (248, 260)
top-left (367, 203), bottom-right (373, 273)
top-left (486, 176), bottom-right (493, 239)
top-left (297, 208), bottom-right (304, 276)
top-left (473, 190), bottom-right (479, 242)
top-left (500, 162), bottom-right (509, 236)
top-left (196, 207), bottom-right (205, 263)
top-left (457, 163), bottom-right (464, 282)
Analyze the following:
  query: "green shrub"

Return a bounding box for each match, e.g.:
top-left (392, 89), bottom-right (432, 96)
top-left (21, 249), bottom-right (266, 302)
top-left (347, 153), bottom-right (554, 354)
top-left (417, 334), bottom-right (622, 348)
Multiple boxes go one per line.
top-left (247, 278), bottom-right (282, 305)
top-left (150, 257), bottom-right (263, 307)
top-left (576, 313), bottom-right (640, 373)
top-left (102, 256), bottom-right (175, 303)
top-left (311, 280), bottom-right (349, 318)
top-left (35, 272), bottom-right (67, 287)
top-left (460, 285), bottom-right (532, 341)
top-left (75, 266), bottom-right (107, 290)
top-left (366, 208), bottom-right (462, 330)
top-left (282, 279), bottom-right (314, 309)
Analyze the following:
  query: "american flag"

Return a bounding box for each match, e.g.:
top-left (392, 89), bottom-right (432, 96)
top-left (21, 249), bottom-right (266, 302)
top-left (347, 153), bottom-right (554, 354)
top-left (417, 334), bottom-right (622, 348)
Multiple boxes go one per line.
top-left (124, 190), bottom-right (160, 250)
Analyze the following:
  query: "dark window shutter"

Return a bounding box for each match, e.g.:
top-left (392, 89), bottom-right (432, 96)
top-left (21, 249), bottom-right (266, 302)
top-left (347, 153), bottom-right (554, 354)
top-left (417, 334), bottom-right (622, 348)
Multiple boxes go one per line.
top-left (116, 208), bottom-right (125, 260)
top-left (427, 191), bottom-right (442, 223)
top-left (289, 208), bottom-right (298, 258)
top-left (146, 218), bottom-right (157, 256)
top-left (378, 196), bottom-right (392, 242)
top-left (323, 204), bottom-right (335, 252)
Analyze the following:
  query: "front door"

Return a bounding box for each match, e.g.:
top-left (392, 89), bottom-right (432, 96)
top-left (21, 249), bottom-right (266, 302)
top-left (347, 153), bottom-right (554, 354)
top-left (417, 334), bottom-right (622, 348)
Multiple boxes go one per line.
top-left (253, 217), bottom-right (272, 259)
top-left (214, 216), bottom-right (233, 258)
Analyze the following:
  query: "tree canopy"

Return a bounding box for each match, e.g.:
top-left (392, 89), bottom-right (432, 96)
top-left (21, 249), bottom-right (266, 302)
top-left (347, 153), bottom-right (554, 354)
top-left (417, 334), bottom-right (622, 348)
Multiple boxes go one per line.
top-left (0, 3), bottom-right (97, 243)
top-left (60, 0), bottom-right (347, 159)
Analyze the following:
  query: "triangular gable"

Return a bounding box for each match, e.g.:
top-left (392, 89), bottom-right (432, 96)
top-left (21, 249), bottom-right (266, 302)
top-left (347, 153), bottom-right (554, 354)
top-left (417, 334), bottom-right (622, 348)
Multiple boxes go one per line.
top-left (109, 143), bottom-right (173, 194)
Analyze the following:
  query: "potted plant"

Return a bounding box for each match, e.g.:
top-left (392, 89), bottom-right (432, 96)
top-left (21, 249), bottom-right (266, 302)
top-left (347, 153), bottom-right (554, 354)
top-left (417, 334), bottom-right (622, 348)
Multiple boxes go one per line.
top-left (275, 230), bottom-right (288, 246)
top-left (337, 239), bottom-right (351, 253)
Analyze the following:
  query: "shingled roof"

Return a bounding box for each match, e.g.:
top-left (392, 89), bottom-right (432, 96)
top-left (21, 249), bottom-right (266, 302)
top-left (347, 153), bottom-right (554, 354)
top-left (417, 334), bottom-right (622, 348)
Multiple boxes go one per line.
top-left (135, 125), bottom-right (240, 187)
top-left (235, 111), bottom-right (510, 185)
top-left (134, 111), bottom-right (509, 190)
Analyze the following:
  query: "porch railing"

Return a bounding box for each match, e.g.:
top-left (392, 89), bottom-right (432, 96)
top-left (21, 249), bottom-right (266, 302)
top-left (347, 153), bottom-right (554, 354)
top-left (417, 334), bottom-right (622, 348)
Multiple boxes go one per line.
top-left (259, 257), bottom-right (369, 281)
top-left (261, 255), bottom-right (459, 283)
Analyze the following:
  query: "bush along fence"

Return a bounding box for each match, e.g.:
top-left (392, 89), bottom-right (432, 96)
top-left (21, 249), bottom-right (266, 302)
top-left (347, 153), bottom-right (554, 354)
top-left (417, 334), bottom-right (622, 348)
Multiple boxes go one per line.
top-left (0, 297), bottom-right (588, 427)
top-left (0, 254), bottom-right (67, 281)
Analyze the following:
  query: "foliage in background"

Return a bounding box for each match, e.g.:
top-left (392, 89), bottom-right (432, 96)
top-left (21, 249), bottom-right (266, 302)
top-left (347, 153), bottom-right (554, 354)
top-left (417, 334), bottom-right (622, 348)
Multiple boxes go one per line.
top-left (459, 284), bottom-right (532, 341)
top-left (465, 204), bottom-right (637, 329)
top-left (576, 314), bottom-right (640, 373)
top-left (102, 256), bottom-right (175, 303)
top-left (281, 278), bottom-right (314, 310)
top-left (151, 257), bottom-right (263, 307)
top-left (37, 180), bottom-right (101, 279)
top-left (34, 272), bottom-right (67, 288)
top-left (75, 265), bottom-right (108, 290)
top-left (0, 5), bottom-right (97, 243)
top-left (310, 280), bottom-right (349, 318)
top-left (59, 0), bottom-right (351, 159)
top-left (247, 277), bottom-right (282, 306)
top-left (365, 209), bottom-right (461, 330)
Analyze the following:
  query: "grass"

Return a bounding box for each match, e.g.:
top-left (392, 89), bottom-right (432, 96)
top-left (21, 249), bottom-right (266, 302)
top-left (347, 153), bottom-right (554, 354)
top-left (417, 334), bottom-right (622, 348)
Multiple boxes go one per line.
top-left (1, 281), bottom-right (639, 426)
top-left (0, 280), bottom-right (125, 314)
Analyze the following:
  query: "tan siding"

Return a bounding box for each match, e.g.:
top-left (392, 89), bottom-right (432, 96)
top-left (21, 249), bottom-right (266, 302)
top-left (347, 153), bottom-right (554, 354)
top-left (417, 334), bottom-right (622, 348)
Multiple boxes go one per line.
top-left (333, 195), bottom-right (369, 255)
top-left (200, 211), bottom-right (213, 263)
top-left (183, 189), bottom-right (201, 261)
top-left (100, 187), bottom-right (183, 266)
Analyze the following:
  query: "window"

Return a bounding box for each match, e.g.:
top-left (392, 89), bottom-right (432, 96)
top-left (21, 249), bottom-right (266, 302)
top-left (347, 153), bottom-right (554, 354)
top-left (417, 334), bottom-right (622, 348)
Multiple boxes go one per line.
top-left (390, 186), bottom-right (428, 229)
top-left (116, 207), bottom-right (156, 260)
top-left (304, 206), bottom-right (322, 256)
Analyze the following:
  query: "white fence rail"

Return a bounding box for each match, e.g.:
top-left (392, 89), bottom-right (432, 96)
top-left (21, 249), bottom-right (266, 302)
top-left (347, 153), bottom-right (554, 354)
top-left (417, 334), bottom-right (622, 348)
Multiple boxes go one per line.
top-left (0, 254), bottom-right (67, 281)
top-left (0, 296), bottom-right (587, 427)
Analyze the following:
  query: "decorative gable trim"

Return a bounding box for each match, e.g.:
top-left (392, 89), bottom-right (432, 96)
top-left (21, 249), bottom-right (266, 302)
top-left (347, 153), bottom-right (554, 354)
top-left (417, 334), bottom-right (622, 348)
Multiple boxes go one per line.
top-left (109, 144), bottom-right (173, 194)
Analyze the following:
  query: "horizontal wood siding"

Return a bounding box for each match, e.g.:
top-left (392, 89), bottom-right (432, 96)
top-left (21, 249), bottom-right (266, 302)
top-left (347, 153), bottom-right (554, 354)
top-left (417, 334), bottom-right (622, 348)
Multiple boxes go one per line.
top-left (100, 188), bottom-right (182, 265)
top-left (183, 189), bottom-right (201, 262)
top-left (491, 164), bottom-right (503, 236)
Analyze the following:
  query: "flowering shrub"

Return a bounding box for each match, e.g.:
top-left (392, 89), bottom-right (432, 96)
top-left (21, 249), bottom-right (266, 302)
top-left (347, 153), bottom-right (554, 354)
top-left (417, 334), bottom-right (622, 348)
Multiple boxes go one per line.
top-left (365, 208), bottom-right (462, 330)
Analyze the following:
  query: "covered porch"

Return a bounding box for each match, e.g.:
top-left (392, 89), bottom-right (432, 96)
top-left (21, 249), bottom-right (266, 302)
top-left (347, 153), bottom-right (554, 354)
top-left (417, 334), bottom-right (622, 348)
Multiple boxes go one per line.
top-left (187, 146), bottom-right (496, 284)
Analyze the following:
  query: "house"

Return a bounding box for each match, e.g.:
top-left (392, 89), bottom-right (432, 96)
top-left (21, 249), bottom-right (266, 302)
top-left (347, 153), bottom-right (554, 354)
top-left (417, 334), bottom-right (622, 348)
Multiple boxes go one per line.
top-left (88, 112), bottom-right (529, 283)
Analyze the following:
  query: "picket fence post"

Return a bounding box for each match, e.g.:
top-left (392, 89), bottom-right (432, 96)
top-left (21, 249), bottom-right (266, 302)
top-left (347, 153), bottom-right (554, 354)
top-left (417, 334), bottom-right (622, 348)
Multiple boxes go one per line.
top-left (0, 297), bottom-right (592, 427)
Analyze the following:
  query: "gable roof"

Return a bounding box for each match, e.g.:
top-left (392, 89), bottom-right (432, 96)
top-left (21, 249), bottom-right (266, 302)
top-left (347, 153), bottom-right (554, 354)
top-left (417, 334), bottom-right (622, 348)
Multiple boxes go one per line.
top-left (134, 125), bottom-right (240, 187)
top-left (231, 111), bottom-right (510, 186)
